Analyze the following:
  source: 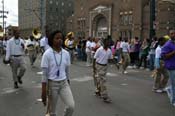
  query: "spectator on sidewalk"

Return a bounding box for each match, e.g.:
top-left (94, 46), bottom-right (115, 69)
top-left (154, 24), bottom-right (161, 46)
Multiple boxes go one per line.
top-left (161, 29), bottom-right (175, 107)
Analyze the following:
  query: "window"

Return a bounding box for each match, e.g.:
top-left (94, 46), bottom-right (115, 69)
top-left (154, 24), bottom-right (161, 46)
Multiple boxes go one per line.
top-left (128, 15), bottom-right (133, 25)
top-left (49, 0), bottom-right (53, 4)
top-left (123, 15), bottom-right (129, 25)
top-left (62, 2), bottom-right (64, 6)
top-left (56, 1), bottom-right (59, 5)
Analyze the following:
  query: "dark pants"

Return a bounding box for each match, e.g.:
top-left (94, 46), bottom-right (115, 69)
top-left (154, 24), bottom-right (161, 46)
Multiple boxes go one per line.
top-left (139, 54), bottom-right (147, 68)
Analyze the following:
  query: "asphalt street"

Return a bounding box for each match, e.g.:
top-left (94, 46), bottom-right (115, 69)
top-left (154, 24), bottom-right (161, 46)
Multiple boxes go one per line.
top-left (0, 55), bottom-right (175, 116)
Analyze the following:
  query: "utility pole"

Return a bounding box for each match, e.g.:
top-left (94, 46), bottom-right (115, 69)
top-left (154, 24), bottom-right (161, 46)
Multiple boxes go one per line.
top-left (40, 0), bottom-right (45, 35)
top-left (0, 0), bottom-right (8, 35)
top-left (150, 0), bottom-right (156, 39)
top-left (2, 0), bottom-right (4, 33)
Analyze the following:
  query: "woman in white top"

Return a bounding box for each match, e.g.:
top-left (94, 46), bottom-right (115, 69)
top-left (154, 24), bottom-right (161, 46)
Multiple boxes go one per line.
top-left (120, 38), bottom-right (131, 74)
top-left (41, 30), bottom-right (75, 116)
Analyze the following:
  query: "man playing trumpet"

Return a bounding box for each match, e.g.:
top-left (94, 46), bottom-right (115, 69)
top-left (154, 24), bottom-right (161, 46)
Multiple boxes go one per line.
top-left (64, 32), bottom-right (76, 64)
top-left (26, 35), bottom-right (38, 66)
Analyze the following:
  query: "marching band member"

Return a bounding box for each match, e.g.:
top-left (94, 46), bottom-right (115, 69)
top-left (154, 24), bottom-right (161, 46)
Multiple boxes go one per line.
top-left (94, 38), bottom-right (113, 103)
top-left (91, 38), bottom-right (101, 95)
top-left (40, 29), bottom-right (50, 54)
top-left (26, 35), bottom-right (37, 66)
top-left (4, 28), bottom-right (26, 88)
top-left (41, 30), bottom-right (75, 116)
top-left (64, 32), bottom-right (76, 64)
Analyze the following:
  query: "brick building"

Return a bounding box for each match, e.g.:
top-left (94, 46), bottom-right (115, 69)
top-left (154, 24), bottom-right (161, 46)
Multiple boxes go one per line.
top-left (19, 0), bottom-right (74, 37)
top-left (71, 0), bottom-right (175, 40)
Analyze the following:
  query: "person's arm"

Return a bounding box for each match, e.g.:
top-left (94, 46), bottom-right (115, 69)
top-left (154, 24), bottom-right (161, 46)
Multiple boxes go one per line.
top-left (66, 51), bottom-right (71, 84)
top-left (164, 51), bottom-right (175, 59)
top-left (41, 67), bottom-right (48, 106)
top-left (65, 66), bottom-right (70, 84)
top-left (41, 53), bottom-right (49, 106)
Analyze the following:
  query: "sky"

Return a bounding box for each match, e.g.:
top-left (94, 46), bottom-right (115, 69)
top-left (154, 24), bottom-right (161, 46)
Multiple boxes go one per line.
top-left (0, 0), bottom-right (18, 27)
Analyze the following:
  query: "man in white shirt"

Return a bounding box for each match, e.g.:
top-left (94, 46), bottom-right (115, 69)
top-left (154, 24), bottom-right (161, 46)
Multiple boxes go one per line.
top-left (40, 29), bottom-right (50, 54)
top-left (5, 28), bottom-right (26, 88)
top-left (26, 35), bottom-right (37, 66)
top-left (41, 30), bottom-right (74, 116)
top-left (94, 38), bottom-right (113, 103)
top-left (64, 32), bottom-right (76, 64)
top-left (91, 38), bottom-right (101, 93)
top-left (86, 37), bottom-right (92, 66)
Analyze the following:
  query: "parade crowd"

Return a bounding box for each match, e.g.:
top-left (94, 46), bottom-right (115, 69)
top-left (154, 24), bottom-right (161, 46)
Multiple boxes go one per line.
top-left (1, 28), bottom-right (175, 116)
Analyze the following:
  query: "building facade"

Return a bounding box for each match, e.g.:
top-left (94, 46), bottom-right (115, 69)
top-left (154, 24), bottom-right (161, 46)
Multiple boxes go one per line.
top-left (72, 0), bottom-right (175, 40)
top-left (18, 0), bottom-right (41, 37)
top-left (46, 0), bottom-right (74, 34)
top-left (19, 0), bottom-right (74, 37)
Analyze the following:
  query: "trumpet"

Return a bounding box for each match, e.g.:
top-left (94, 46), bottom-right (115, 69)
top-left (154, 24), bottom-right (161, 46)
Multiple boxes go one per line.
top-left (32, 28), bottom-right (42, 40)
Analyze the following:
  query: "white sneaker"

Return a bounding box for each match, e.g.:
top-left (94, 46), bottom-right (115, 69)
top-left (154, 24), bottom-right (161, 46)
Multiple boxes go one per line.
top-left (124, 71), bottom-right (128, 74)
top-left (155, 89), bottom-right (163, 93)
top-left (173, 103), bottom-right (175, 107)
top-left (127, 66), bottom-right (132, 69)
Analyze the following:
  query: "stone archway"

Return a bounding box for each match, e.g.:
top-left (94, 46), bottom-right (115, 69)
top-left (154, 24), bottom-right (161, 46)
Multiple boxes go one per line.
top-left (92, 14), bottom-right (108, 38)
top-left (89, 5), bottom-right (112, 37)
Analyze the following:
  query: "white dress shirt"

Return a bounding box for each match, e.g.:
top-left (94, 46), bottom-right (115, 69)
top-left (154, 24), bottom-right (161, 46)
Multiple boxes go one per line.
top-left (86, 41), bottom-right (91, 52)
top-left (40, 36), bottom-right (50, 51)
top-left (155, 45), bottom-right (161, 59)
top-left (5, 37), bottom-right (25, 61)
top-left (94, 46), bottom-right (113, 65)
top-left (41, 48), bottom-right (71, 81)
top-left (121, 42), bottom-right (129, 53)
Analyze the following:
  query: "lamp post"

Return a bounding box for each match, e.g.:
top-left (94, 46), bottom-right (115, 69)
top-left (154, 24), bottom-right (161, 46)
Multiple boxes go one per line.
top-left (150, 0), bottom-right (156, 39)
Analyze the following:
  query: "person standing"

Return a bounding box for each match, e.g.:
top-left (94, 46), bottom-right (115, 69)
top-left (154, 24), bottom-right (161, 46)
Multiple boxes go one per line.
top-left (149, 37), bottom-right (158, 71)
top-left (161, 30), bottom-right (175, 107)
top-left (94, 38), bottom-right (113, 103)
top-left (41, 30), bottom-right (75, 116)
top-left (4, 28), bottom-right (26, 88)
top-left (86, 37), bottom-right (92, 66)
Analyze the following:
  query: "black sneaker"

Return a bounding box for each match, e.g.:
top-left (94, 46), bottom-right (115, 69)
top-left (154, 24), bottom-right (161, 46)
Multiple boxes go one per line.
top-left (94, 91), bottom-right (101, 97)
top-left (17, 76), bottom-right (23, 84)
top-left (14, 82), bottom-right (19, 89)
top-left (103, 97), bottom-right (112, 103)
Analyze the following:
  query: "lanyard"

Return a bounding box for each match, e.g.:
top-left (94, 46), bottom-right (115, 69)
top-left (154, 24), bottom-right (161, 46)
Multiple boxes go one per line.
top-left (53, 49), bottom-right (62, 67)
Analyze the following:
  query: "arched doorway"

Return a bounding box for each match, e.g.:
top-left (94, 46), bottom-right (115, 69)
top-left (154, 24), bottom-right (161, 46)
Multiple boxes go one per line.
top-left (92, 14), bottom-right (108, 38)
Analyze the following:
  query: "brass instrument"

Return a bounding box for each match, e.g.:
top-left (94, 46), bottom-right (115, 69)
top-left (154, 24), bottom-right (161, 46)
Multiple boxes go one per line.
top-left (32, 28), bottom-right (42, 40)
top-left (64, 32), bottom-right (77, 49)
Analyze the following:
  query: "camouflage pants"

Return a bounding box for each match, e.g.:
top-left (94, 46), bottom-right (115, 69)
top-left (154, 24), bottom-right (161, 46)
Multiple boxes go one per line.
top-left (96, 63), bottom-right (108, 98)
top-left (122, 52), bottom-right (131, 71)
top-left (154, 61), bottom-right (169, 89)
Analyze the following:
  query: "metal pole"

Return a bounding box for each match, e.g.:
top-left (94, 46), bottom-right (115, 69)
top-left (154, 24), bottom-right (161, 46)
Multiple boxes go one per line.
top-left (2, 0), bottom-right (4, 34)
top-left (40, 0), bottom-right (45, 35)
top-left (150, 0), bottom-right (156, 39)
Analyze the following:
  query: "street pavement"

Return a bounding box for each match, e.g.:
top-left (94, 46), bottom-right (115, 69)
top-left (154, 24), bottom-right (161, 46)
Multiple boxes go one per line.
top-left (0, 55), bottom-right (175, 116)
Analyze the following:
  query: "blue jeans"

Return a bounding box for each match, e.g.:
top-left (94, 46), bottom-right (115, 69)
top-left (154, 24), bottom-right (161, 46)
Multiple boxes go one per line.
top-left (168, 70), bottom-right (175, 104)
